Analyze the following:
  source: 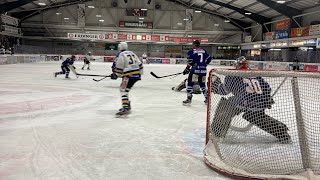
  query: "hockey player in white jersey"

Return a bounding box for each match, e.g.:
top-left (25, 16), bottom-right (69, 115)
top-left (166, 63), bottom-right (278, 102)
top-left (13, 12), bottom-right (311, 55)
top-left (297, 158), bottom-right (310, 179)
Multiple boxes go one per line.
top-left (111, 42), bottom-right (143, 116)
top-left (142, 53), bottom-right (148, 64)
top-left (82, 52), bottom-right (93, 70)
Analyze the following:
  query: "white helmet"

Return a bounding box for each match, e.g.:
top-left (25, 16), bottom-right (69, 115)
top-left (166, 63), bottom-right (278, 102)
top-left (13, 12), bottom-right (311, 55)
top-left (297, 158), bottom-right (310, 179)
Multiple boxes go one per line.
top-left (118, 42), bottom-right (128, 51)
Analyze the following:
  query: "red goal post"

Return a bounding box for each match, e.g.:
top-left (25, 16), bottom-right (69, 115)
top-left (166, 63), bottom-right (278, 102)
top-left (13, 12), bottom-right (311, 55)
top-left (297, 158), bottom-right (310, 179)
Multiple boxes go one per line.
top-left (205, 68), bottom-right (320, 180)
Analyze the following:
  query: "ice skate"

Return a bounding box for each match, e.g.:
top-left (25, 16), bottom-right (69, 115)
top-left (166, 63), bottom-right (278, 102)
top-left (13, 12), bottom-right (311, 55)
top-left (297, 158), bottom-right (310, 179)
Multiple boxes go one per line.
top-left (54, 72), bottom-right (58, 78)
top-left (87, 67), bottom-right (90, 70)
top-left (183, 96), bottom-right (192, 106)
top-left (204, 98), bottom-right (208, 105)
top-left (116, 108), bottom-right (131, 117)
top-left (81, 67), bottom-right (84, 70)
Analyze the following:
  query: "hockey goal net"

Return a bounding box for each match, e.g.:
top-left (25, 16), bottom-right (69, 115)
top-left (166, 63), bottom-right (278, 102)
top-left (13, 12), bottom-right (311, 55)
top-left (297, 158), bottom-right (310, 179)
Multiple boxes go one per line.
top-left (205, 69), bottom-right (320, 180)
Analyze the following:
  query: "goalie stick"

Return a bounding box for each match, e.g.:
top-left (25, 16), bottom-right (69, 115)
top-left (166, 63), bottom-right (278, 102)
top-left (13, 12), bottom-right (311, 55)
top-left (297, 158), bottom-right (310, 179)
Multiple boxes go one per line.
top-left (150, 72), bottom-right (183, 79)
top-left (227, 77), bottom-right (288, 132)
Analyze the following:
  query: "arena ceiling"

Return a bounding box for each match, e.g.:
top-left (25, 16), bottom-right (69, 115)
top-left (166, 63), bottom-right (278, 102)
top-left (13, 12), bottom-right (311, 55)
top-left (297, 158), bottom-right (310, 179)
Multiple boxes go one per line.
top-left (1, 0), bottom-right (319, 25)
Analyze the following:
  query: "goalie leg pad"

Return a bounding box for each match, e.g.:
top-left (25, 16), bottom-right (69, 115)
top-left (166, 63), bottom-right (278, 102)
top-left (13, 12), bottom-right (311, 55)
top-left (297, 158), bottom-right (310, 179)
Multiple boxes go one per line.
top-left (242, 111), bottom-right (290, 142)
top-left (211, 97), bottom-right (241, 138)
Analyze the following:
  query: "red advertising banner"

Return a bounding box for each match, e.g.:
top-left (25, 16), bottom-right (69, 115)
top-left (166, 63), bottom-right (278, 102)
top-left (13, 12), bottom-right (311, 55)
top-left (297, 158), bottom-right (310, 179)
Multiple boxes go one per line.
top-left (304, 64), bottom-right (318, 71)
top-left (291, 27), bottom-right (310, 38)
top-left (117, 34), bottom-right (127, 40)
top-left (161, 59), bottom-right (170, 64)
top-left (142, 35), bottom-right (146, 40)
top-left (276, 19), bottom-right (290, 30)
top-left (151, 35), bottom-right (160, 41)
top-left (264, 32), bottom-right (275, 41)
top-left (173, 37), bottom-right (209, 43)
top-left (104, 57), bottom-right (114, 62)
top-left (119, 21), bottom-right (153, 29)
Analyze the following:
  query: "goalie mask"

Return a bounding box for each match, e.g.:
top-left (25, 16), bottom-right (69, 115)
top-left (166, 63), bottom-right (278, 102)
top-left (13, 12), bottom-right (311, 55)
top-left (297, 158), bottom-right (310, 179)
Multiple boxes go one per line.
top-left (234, 56), bottom-right (248, 69)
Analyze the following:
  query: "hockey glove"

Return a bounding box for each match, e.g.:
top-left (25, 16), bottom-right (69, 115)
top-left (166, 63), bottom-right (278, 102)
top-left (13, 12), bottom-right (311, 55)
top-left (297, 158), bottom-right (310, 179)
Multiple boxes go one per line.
top-left (267, 96), bottom-right (275, 109)
top-left (183, 68), bottom-right (190, 75)
top-left (212, 75), bottom-right (221, 86)
top-left (111, 73), bottom-right (118, 80)
top-left (211, 75), bottom-right (222, 93)
top-left (73, 66), bottom-right (76, 69)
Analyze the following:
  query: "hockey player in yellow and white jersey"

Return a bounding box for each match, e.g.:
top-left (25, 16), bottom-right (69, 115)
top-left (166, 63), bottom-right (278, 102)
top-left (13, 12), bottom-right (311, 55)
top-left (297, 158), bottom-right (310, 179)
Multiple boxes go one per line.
top-left (111, 42), bottom-right (143, 116)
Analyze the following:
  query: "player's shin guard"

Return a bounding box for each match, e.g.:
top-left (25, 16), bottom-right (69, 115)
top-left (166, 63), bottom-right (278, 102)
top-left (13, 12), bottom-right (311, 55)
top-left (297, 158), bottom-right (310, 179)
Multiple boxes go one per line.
top-left (201, 87), bottom-right (208, 104)
top-left (183, 86), bottom-right (193, 105)
top-left (120, 88), bottom-right (131, 110)
top-left (243, 111), bottom-right (291, 143)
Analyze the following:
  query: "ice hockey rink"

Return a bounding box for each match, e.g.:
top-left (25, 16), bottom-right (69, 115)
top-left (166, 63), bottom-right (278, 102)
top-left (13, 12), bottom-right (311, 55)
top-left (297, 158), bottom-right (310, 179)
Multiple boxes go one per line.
top-left (0, 61), bottom-right (231, 180)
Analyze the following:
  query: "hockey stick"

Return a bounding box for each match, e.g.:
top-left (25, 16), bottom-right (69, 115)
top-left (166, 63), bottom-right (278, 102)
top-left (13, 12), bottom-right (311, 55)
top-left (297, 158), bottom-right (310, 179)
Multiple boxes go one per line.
top-left (93, 75), bottom-right (111, 82)
top-left (76, 73), bottom-right (110, 77)
top-left (229, 77), bottom-right (288, 132)
top-left (69, 65), bottom-right (79, 78)
top-left (150, 72), bottom-right (183, 79)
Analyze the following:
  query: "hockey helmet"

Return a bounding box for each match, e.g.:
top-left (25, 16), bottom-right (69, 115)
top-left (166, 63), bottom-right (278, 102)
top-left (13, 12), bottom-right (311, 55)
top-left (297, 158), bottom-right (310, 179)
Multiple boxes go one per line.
top-left (71, 55), bottom-right (76, 60)
top-left (193, 40), bottom-right (200, 47)
top-left (87, 52), bottom-right (92, 55)
top-left (118, 42), bottom-right (128, 51)
top-left (234, 56), bottom-right (248, 69)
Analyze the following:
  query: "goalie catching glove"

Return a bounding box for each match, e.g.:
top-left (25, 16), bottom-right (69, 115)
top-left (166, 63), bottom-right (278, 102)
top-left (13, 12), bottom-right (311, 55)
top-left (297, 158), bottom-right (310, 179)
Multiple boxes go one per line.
top-left (211, 75), bottom-right (222, 94)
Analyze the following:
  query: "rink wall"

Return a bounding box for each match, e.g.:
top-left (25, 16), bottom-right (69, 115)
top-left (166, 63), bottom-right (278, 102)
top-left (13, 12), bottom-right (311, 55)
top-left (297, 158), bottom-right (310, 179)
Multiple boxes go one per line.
top-left (1, 54), bottom-right (320, 71)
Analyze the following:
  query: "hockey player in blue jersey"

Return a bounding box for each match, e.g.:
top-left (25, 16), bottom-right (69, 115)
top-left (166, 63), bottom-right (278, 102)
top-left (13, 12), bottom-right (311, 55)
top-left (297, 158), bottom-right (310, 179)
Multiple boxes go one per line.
top-left (111, 42), bottom-right (143, 116)
top-left (54, 55), bottom-right (76, 79)
top-left (182, 40), bottom-right (212, 105)
top-left (211, 57), bottom-right (291, 144)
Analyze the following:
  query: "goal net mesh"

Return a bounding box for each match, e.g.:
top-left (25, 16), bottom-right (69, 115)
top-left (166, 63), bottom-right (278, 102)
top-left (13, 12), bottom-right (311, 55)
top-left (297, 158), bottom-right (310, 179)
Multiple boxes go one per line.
top-left (204, 69), bottom-right (320, 180)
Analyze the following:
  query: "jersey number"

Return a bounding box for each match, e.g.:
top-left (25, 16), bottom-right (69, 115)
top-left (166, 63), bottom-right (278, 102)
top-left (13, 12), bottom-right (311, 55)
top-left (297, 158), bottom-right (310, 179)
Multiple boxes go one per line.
top-left (243, 78), bottom-right (263, 94)
top-left (198, 53), bottom-right (203, 63)
top-left (126, 54), bottom-right (135, 64)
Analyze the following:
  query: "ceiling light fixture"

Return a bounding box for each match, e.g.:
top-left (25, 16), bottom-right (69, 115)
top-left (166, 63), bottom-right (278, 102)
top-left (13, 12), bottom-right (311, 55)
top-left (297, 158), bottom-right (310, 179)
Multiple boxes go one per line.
top-left (88, 5), bottom-right (95, 8)
top-left (64, 17), bottom-right (69, 20)
top-left (96, 15), bottom-right (102, 17)
top-left (139, 17), bottom-right (144, 20)
top-left (245, 12), bottom-right (252, 15)
top-left (38, 2), bottom-right (46, 6)
top-left (224, 19), bottom-right (230, 23)
top-left (56, 12), bottom-right (62, 15)
top-left (276, 0), bottom-right (286, 4)
top-left (141, 9), bottom-right (147, 11)
top-left (183, 18), bottom-right (189, 21)
top-left (99, 19), bottom-right (105, 22)
top-left (195, 10), bottom-right (201, 13)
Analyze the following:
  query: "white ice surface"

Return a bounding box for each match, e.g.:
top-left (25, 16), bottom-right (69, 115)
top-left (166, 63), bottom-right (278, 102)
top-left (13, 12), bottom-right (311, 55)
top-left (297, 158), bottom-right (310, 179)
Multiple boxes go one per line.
top-left (0, 62), bottom-right (231, 180)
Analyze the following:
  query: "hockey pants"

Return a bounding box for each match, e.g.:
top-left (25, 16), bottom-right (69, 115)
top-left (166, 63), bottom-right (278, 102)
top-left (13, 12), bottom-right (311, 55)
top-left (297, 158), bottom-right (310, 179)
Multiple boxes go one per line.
top-left (211, 97), bottom-right (290, 141)
top-left (82, 60), bottom-right (90, 69)
top-left (56, 66), bottom-right (70, 78)
top-left (187, 72), bottom-right (207, 98)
